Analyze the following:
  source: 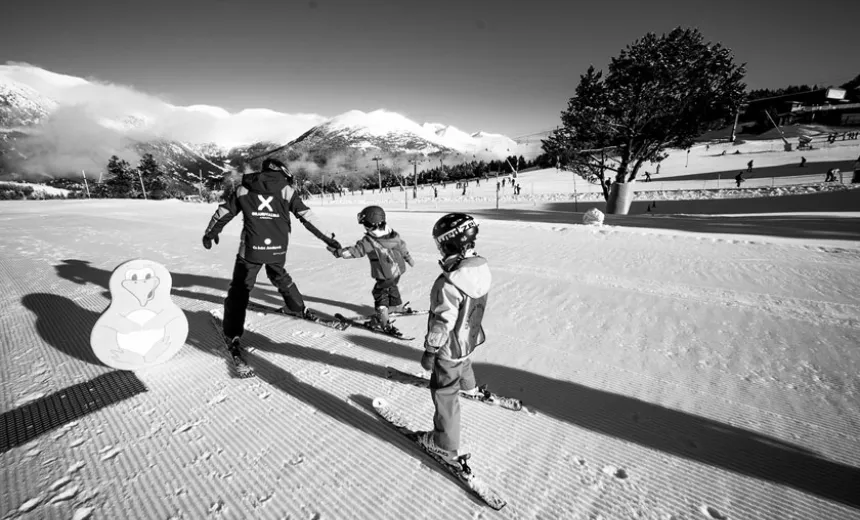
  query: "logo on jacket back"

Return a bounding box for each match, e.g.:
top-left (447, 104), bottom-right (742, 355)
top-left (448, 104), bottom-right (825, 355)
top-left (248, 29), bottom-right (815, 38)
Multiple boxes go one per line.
top-left (252, 195), bottom-right (279, 218)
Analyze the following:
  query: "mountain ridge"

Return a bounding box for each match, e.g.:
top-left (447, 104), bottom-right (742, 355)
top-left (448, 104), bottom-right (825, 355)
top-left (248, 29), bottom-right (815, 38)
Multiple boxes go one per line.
top-left (0, 64), bottom-right (539, 181)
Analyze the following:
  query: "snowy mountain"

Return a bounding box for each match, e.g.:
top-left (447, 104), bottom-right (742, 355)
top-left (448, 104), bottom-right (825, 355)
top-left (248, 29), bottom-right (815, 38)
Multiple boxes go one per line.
top-left (0, 78), bottom-right (57, 128)
top-left (288, 109), bottom-right (524, 161)
top-left (290, 110), bottom-right (456, 156)
top-left (0, 64), bottom-right (531, 181)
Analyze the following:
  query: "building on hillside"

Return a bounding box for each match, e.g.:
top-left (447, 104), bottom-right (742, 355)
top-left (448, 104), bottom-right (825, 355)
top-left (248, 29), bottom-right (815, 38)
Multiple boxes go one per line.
top-left (740, 87), bottom-right (860, 129)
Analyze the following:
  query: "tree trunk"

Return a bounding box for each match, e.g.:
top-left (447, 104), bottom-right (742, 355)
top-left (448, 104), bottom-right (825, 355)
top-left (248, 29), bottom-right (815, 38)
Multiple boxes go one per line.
top-left (606, 181), bottom-right (635, 215)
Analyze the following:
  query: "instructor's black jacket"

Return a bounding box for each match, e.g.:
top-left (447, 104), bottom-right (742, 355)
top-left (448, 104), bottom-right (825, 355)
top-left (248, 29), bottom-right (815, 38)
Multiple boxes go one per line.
top-left (205, 170), bottom-right (333, 264)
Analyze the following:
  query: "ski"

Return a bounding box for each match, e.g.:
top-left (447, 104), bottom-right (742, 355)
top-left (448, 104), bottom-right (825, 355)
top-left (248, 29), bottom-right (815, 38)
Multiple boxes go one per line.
top-left (343, 308), bottom-right (429, 321)
top-left (385, 367), bottom-right (522, 411)
top-left (372, 398), bottom-right (507, 511)
top-left (246, 301), bottom-right (351, 331)
top-left (209, 310), bottom-right (255, 378)
top-left (334, 313), bottom-right (415, 341)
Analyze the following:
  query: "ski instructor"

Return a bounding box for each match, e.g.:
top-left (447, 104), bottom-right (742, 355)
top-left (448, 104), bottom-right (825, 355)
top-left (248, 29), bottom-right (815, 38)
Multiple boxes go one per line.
top-left (202, 158), bottom-right (341, 352)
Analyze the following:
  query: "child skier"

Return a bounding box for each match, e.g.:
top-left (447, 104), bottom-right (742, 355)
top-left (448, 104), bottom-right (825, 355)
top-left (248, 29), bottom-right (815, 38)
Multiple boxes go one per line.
top-left (416, 213), bottom-right (491, 466)
top-left (329, 205), bottom-right (414, 333)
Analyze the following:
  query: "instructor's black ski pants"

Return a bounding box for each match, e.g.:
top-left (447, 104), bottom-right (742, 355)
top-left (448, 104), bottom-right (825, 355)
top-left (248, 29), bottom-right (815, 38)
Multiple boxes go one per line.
top-left (222, 255), bottom-right (305, 339)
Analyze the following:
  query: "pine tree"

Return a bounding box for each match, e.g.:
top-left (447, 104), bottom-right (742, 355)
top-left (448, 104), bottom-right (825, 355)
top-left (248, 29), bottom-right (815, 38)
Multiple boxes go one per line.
top-left (137, 153), bottom-right (167, 198)
top-left (105, 156), bottom-right (135, 198)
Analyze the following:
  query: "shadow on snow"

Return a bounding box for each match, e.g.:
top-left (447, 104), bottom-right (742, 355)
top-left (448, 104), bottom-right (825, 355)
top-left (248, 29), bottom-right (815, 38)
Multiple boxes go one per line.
top-left (20, 260), bottom-right (860, 510)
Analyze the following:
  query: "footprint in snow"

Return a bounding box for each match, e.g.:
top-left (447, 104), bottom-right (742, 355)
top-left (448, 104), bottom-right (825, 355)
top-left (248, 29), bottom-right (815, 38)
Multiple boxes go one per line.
top-left (286, 453), bottom-right (304, 466)
top-left (18, 497), bottom-right (42, 513)
top-left (67, 461), bottom-right (86, 474)
top-left (69, 438), bottom-right (86, 448)
top-left (72, 507), bottom-right (95, 520)
top-left (173, 421), bottom-right (200, 435)
top-left (207, 394), bottom-right (228, 406)
top-left (49, 476), bottom-right (72, 491)
top-left (100, 448), bottom-right (121, 461)
top-left (50, 485), bottom-right (80, 503)
top-left (25, 447), bottom-right (41, 458)
top-left (700, 505), bottom-right (728, 519)
top-left (602, 465), bottom-right (629, 480)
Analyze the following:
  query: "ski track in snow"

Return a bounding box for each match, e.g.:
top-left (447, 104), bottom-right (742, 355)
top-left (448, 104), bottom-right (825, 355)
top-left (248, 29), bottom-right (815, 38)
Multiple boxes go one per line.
top-left (1, 193), bottom-right (859, 519)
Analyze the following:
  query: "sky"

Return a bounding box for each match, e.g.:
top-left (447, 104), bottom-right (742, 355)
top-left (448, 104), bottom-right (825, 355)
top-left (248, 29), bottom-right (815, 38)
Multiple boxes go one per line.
top-left (1, 0), bottom-right (857, 138)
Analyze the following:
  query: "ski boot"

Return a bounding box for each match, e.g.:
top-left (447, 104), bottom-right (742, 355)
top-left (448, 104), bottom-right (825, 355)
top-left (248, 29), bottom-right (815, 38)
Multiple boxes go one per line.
top-left (226, 336), bottom-right (254, 378)
top-left (368, 306), bottom-right (390, 330)
top-left (415, 431), bottom-right (462, 469)
top-left (301, 307), bottom-right (320, 322)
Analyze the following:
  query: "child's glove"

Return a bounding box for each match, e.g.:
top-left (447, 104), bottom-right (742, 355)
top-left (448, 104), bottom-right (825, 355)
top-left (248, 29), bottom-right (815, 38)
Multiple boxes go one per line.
top-left (327, 247), bottom-right (342, 258)
top-left (420, 350), bottom-right (436, 371)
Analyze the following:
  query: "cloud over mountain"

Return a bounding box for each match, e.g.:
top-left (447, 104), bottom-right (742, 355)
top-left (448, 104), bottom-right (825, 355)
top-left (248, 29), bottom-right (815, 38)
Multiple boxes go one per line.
top-left (1, 62), bottom-right (328, 147)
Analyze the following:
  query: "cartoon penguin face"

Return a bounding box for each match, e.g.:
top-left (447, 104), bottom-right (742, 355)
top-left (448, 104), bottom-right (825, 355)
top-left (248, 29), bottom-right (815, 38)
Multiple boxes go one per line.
top-left (121, 267), bottom-right (160, 307)
top-left (92, 258), bottom-right (188, 370)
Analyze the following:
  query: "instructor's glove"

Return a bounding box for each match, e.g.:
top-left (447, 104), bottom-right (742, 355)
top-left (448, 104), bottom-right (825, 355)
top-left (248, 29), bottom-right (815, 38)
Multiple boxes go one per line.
top-left (322, 233), bottom-right (341, 250)
top-left (327, 246), bottom-right (342, 258)
top-left (420, 350), bottom-right (436, 371)
top-left (202, 234), bottom-right (219, 250)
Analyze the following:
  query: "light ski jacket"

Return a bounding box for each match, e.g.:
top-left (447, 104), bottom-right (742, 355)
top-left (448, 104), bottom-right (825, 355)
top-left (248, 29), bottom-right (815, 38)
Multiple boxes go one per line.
top-left (204, 170), bottom-right (334, 264)
top-left (338, 226), bottom-right (414, 281)
top-left (424, 251), bottom-right (491, 361)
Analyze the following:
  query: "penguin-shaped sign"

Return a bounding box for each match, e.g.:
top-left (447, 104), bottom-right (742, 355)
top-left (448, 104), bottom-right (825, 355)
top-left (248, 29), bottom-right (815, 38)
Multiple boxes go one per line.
top-left (91, 259), bottom-right (189, 370)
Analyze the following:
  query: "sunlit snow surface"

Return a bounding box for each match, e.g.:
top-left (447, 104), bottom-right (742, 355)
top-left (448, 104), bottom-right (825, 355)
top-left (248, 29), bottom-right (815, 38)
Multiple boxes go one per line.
top-left (1, 148), bottom-right (859, 519)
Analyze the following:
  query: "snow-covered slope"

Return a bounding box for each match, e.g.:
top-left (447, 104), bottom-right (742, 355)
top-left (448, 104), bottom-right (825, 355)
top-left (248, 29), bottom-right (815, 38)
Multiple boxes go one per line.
top-left (0, 194), bottom-right (857, 519)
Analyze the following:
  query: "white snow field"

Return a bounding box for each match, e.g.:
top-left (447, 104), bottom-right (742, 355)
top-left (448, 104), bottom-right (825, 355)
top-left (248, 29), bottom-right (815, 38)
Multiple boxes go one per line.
top-left (2, 141), bottom-right (860, 519)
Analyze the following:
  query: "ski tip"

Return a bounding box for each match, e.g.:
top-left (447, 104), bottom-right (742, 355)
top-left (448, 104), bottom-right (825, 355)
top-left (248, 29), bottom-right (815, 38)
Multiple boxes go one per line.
top-left (372, 397), bottom-right (389, 409)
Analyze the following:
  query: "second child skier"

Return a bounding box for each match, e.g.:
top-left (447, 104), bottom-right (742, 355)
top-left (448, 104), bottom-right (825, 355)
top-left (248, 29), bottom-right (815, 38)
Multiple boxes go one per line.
top-left (329, 205), bottom-right (414, 334)
top-left (417, 213), bottom-right (491, 467)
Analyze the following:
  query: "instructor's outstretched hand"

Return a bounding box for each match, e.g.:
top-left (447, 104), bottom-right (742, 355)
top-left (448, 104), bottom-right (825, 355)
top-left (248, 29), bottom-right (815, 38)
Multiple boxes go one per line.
top-left (323, 233), bottom-right (341, 250)
top-left (202, 234), bottom-right (219, 250)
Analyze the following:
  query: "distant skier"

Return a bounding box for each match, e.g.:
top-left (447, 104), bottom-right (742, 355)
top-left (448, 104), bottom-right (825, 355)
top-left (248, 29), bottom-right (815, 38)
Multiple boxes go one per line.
top-left (747, 160), bottom-right (754, 173)
top-left (202, 158), bottom-right (341, 359)
top-left (854, 155), bottom-right (860, 183)
top-left (329, 205), bottom-right (414, 334)
top-left (645, 171), bottom-right (652, 182)
top-left (800, 156), bottom-right (807, 168)
top-left (417, 213), bottom-right (490, 467)
top-left (735, 171), bottom-right (745, 187)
